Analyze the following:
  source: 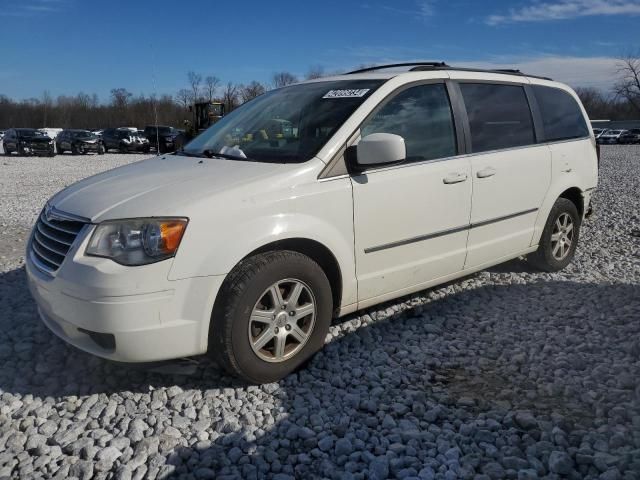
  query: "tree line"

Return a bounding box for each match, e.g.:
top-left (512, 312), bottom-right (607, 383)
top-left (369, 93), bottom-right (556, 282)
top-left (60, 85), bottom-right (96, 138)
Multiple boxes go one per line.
top-left (0, 56), bottom-right (638, 130)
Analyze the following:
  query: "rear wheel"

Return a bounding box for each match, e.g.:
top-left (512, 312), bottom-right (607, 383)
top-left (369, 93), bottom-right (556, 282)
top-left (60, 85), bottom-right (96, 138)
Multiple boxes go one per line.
top-left (3, 146), bottom-right (11, 156)
top-left (119, 143), bottom-right (127, 154)
top-left (210, 250), bottom-right (332, 384)
top-left (56, 143), bottom-right (63, 154)
top-left (97, 144), bottom-right (105, 155)
top-left (528, 198), bottom-right (580, 272)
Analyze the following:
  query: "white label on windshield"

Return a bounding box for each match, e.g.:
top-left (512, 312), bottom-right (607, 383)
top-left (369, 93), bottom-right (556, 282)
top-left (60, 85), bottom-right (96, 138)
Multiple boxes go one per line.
top-left (323, 89), bottom-right (370, 99)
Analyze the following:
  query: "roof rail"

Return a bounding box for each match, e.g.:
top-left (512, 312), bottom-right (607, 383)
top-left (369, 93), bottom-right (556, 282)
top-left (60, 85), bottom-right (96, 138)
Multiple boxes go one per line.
top-left (347, 62), bottom-right (448, 74)
top-left (345, 62), bottom-right (553, 81)
top-left (409, 64), bottom-right (553, 81)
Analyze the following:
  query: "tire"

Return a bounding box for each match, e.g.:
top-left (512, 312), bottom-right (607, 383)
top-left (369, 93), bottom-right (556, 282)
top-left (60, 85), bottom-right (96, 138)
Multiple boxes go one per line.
top-left (119, 143), bottom-right (127, 154)
top-left (56, 143), bottom-right (63, 154)
top-left (210, 250), bottom-right (333, 384)
top-left (98, 144), bottom-right (105, 155)
top-left (528, 198), bottom-right (581, 272)
top-left (76, 144), bottom-right (85, 155)
top-left (71, 144), bottom-right (79, 155)
top-left (3, 146), bottom-right (10, 156)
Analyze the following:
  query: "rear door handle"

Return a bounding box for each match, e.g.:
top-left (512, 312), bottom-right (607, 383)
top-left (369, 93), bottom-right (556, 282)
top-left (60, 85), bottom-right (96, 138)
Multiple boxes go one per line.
top-left (443, 172), bottom-right (468, 184)
top-left (477, 167), bottom-right (496, 178)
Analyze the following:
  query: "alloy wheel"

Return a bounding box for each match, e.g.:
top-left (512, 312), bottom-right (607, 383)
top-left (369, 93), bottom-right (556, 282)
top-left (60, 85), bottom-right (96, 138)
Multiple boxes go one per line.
top-left (551, 212), bottom-right (574, 261)
top-left (248, 278), bottom-right (316, 363)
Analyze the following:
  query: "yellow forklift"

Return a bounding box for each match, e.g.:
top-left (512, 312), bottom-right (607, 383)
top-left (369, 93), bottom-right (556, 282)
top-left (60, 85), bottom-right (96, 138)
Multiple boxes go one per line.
top-left (176, 101), bottom-right (226, 150)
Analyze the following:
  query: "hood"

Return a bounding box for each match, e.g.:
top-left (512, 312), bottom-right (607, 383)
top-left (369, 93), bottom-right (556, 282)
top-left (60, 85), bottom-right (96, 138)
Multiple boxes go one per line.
top-left (22, 135), bottom-right (51, 143)
top-left (49, 154), bottom-right (302, 222)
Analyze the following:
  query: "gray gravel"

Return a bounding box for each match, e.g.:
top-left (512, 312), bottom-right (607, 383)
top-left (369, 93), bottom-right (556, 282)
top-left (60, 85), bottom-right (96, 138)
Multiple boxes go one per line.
top-left (0, 147), bottom-right (639, 479)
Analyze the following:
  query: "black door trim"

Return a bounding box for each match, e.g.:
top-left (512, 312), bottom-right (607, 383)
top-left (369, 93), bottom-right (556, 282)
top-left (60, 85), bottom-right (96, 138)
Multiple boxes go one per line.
top-left (364, 208), bottom-right (538, 254)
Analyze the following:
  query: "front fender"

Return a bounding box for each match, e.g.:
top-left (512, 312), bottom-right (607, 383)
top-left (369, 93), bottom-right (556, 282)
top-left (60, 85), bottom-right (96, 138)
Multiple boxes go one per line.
top-left (168, 177), bottom-right (357, 308)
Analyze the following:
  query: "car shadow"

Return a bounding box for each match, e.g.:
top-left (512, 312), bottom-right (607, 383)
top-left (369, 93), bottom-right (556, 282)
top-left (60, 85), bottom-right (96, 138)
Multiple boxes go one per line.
top-left (0, 266), bottom-right (639, 478)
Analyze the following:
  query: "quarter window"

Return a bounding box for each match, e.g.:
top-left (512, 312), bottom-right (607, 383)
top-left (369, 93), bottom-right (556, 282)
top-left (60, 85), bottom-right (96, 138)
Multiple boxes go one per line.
top-left (360, 83), bottom-right (457, 162)
top-left (532, 85), bottom-right (589, 142)
top-left (460, 83), bottom-right (535, 153)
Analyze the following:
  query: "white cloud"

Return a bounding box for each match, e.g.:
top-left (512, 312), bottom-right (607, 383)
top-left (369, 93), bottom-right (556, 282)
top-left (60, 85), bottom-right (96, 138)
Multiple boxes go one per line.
top-left (457, 55), bottom-right (619, 90)
top-left (361, 1), bottom-right (435, 20)
top-left (486, 0), bottom-right (640, 25)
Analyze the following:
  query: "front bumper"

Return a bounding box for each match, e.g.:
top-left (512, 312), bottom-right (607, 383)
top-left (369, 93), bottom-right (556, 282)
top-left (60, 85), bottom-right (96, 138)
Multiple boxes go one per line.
top-left (26, 229), bottom-right (224, 362)
top-left (122, 142), bottom-right (150, 152)
top-left (23, 142), bottom-right (54, 155)
top-left (78, 142), bottom-right (102, 152)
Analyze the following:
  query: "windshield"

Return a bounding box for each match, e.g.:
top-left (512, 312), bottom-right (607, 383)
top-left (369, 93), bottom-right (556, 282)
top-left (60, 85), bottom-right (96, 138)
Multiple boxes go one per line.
top-left (183, 80), bottom-right (384, 163)
top-left (72, 130), bottom-right (96, 139)
top-left (17, 128), bottom-right (40, 137)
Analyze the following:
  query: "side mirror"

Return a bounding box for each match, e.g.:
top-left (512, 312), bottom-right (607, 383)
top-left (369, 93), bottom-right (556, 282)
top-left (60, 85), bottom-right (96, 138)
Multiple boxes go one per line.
top-left (346, 133), bottom-right (406, 173)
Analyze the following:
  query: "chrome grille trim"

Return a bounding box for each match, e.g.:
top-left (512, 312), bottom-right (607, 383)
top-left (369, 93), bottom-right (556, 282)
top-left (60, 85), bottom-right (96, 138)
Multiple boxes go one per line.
top-left (35, 222), bottom-right (73, 246)
top-left (30, 205), bottom-right (88, 274)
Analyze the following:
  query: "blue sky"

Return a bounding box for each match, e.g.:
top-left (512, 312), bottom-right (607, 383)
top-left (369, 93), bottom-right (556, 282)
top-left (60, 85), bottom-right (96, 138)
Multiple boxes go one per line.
top-left (0, 0), bottom-right (638, 101)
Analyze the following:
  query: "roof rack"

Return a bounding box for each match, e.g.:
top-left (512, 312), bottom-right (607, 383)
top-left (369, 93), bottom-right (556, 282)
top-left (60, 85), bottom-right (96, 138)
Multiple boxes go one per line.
top-left (347, 62), bottom-right (448, 74)
top-left (346, 62), bottom-right (552, 81)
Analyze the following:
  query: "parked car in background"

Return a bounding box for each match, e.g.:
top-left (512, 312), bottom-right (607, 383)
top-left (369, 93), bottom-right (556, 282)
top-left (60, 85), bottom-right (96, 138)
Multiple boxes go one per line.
top-left (618, 129), bottom-right (640, 144)
top-left (143, 125), bottom-right (180, 153)
top-left (102, 128), bottom-right (150, 153)
top-left (598, 129), bottom-right (626, 144)
top-left (39, 128), bottom-right (63, 142)
top-left (92, 130), bottom-right (104, 137)
top-left (26, 65), bottom-right (598, 383)
top-left (3, 128), bottom-right (55, 156)
top-left (57, 130), bottom-right (105, 155)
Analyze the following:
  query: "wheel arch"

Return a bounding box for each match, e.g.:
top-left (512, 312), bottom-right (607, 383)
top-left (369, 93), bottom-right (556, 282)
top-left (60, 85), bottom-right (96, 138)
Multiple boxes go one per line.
top-left (558, 187), bottom-right (584, 218)
top-left (241, 238), bottom-right (343, 316)
top-left (532, 183), bottom-right (587, 247)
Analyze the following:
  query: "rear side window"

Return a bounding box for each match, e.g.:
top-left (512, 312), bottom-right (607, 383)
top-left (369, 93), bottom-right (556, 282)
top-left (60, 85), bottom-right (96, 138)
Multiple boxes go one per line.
top-left (532, 86), bottom-right (589, 142)
top-left (460, 83), bottom-right (535, 153)
top-left (361, 83), bottom-right (457, 162)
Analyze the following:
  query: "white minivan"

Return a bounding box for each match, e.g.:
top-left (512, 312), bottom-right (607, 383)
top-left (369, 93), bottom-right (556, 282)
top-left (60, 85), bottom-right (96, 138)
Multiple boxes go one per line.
top-left (26, 63), bottom-right (598, 383)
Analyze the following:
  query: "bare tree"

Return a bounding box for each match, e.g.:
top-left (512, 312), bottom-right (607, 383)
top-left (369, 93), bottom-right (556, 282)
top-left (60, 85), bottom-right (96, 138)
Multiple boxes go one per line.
top-left (176, 88), bottom-right (191, 109)
top-left (272, 71), bottom-right (298, 88)
top-left (239, 81), bottom-right (266, 103)
top-left (187, 71), bottom-right (202, 103)
top-left (221, 82), bottom-right (239, 112)
top-left (305, 65), bottom-right (325, 80)
top-left (204, 75), bottom-right (221, 102)
top-left (614, 52), bottom-right (640, 114)
top-left (42, 90), bottom-right (52, 127)
top-left (110, 88), bottom-right (132, 109)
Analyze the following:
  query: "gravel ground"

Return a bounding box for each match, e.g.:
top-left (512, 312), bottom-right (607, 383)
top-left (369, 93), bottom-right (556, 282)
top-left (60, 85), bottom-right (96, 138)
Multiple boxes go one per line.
top-left (0, 146), bottom-right (639, 480)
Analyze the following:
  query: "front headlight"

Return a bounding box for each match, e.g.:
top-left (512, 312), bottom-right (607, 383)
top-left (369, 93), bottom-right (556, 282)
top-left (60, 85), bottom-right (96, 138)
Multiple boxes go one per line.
top-left (86, 218), bottom-right (188, 265)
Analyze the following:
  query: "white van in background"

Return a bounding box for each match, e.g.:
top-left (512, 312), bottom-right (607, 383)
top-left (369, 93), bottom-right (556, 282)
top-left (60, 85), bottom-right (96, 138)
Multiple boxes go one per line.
top-left (26, 62), bottom-right (598, 384)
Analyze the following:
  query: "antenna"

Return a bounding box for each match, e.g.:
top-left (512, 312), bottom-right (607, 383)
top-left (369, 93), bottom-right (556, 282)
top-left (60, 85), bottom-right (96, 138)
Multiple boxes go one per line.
top-left (150, 44), bottom-right (161, 154)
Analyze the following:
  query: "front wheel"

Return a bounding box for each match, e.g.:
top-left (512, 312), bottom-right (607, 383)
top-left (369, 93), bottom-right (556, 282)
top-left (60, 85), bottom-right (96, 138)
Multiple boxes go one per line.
top-left (209, 251), bottom-right (332, 384)
top-left (97, 144), bottom-right (105, 155)
top-left (528, 198), bottom-right (581, 272)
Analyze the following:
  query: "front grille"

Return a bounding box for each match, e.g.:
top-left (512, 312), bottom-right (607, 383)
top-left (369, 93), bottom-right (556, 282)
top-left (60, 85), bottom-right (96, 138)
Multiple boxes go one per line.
top-left (30, 208), bottom-right (87, 273)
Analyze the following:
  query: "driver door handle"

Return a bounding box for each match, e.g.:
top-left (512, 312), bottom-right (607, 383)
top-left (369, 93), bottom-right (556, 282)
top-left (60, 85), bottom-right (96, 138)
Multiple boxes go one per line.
top-left (443, 172), bottom-right (468, 184)
top-left (477, 167), bottom-right (497, 178)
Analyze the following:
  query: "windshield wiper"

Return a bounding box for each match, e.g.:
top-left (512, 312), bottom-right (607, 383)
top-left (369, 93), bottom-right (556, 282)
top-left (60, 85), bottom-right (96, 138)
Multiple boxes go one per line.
top-left (176, 149), bottom-right (256, 161)
top-left (202, 149), bottom-right (254, 161)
